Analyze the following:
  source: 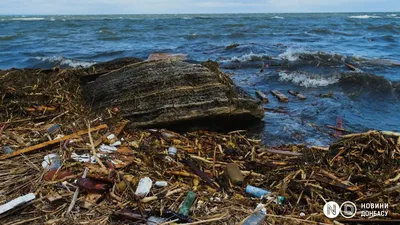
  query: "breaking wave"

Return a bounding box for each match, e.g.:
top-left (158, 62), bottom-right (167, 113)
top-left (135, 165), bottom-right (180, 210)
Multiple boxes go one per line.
top-left (34, 56), bottom-right (95, 68)
top-left (349, 15), bottom-right (381, 19)
top-left (219, 52), bottom-right (272, 63)
top-left (278, 71), bottom-right (340, 88)
top-left (10, 17), bottom-right (45, 21)
top-left (272, 16), bottom-right (284, 19)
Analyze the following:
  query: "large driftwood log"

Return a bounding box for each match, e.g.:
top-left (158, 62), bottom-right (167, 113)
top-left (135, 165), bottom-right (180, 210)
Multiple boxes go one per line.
top-left (83, 59), bottom-right (264, 129)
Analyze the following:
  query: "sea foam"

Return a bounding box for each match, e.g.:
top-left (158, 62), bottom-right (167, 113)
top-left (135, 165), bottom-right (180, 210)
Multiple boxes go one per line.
top-left (34, 56), bottom-right (95, 68)
top-left (278, 71), bottom-right (339, 88)
top-left (349, 15), bottom-right (381, 19)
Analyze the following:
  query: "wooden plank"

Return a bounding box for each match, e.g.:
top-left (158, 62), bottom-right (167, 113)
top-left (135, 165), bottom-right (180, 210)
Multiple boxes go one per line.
top-left (255, 90), bottom-right (269, 103)
top-left (0, 124), bottom-right (108, 160)
top-left (270, 90), bottom-right (289, 103)
top-left (288, 90), bottom-right (306, 100)
top-left (345, 63), bottom-right (361, 72)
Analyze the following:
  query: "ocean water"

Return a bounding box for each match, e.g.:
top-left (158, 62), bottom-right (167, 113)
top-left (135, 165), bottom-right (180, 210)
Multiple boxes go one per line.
top-left (1, 13), bottom-right (399, 145)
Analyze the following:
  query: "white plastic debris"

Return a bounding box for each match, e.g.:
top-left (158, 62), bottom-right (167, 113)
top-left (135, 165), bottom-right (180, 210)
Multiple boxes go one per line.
top-left (155, 181), bottom-right (168, 187)
top-left (107, 134), bottom-right (116, 140)
top-left (168, 146), bottom-right (177, 156)
top-left (54, 134), bottom-right (65, 140)
top-left (110, 141), bottom-right (122, 147)
top-left (98, 144), bottom-right (118, 153)
top-left (147, 216), bottom-right (167, 225)
top-left (42, 153), bottom-right (61, 169)
top-left (71, 153), bottom-right (96, 164)
top-left (135, 177), bottom-right (153, 197)
top-left (0, 193), bottom-right (36, 214)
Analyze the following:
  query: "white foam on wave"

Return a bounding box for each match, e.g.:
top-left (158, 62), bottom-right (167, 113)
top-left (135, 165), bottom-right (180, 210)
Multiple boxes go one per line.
top-left (35, 56), bottom-right (95, 68)
top-left (219, 52), bottom-right (271, 63)
top-left (11, 17), bottom-right (45, 21)
top-left (272, 16), bottom-right (284, 19)
top-left (349, 15), bottom-right (381, 19)
top-left (278, 48), bottom-right (306, 61)
top-left (278, 71), bottom-right (339, 88)
top-left (387, 14), bottom-right (397, 17)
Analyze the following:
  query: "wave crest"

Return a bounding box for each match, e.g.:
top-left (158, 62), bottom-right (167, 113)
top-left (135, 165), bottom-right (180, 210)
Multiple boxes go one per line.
top-left (34, 56), bottom-right (95, 68)
top-left (219, 52), bottom-right (272, 63)
top-left (278, 71), bottom-right (339, 88)
top-left (349, 15), bottom-right (381, 19)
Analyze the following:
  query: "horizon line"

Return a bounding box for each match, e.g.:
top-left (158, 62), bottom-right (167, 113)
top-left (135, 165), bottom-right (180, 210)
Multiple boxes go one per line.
top-left (0, 11), bottom-right (399, 16)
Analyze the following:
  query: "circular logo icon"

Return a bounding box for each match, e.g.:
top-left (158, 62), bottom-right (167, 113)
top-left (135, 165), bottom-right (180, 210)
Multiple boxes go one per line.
top-left (323, 201), bottom-right (340, 218)
top-left (340, 201), bottom-right (357, 218)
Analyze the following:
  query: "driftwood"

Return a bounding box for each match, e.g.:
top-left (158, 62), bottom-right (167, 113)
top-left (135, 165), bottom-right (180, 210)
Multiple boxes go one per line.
top-left (83, 60), bottom-right (264, 129)
top-left (0, 124), bottom-right (108, 160)
top-left (270, 90), bottom-right (289, 103)
top-left (255, 90), bottom-right (269, 103)
top-left (287, 90), bottom-right (306, 100)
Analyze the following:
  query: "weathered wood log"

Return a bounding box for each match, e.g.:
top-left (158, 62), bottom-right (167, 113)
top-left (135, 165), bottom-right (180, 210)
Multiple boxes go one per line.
top-left (83, 60), bottom-right (264, 129)
top-left (255, 90), bottom-right (269, 103)
top-left (288, 90), bottom-right (306, 100)
top-left (270, 90), bottom-right (289, 103)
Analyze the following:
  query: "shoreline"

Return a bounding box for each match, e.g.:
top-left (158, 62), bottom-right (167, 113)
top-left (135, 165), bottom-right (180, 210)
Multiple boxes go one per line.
top-left (1, 58), bottom-right (399, 224)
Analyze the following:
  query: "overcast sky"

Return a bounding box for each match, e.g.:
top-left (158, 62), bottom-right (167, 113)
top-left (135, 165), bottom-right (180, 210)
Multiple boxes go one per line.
top-left (0, 0), bottom-right (399, 15)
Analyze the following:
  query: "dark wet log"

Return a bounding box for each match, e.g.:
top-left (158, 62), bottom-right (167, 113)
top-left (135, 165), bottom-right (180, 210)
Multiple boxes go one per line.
top-left (270, 90), bottom-right (289, 103)
top-left (255, 90), bottom-right (269, 103)
top-left (87, 57), bottom-right (143, 74)
top-left (288, 90), bottom-right (306, 100)
top-left (345, 62), bottom-right (360, 71)
top-left (83, 60), bottom-right (264, 129)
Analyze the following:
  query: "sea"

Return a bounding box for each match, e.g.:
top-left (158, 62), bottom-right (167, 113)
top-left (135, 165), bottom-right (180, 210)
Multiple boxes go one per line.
top-left (1, 13), bottom-right (399, 146)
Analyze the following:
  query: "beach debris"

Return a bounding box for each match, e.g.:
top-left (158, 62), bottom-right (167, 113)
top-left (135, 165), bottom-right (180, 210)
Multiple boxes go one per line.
top-left (83, 60), bottom-right (264, 129)
top-left (225, 163), bottom-right (244, 185)
top-left (47, 124), bottom-right (61, 134)
top-left (154, 181), bottom-right (168, 188)
top-left (1, 62), bottom-right (399, 224)
top-left (2, 145), bottom-right (13, 154)
top-left (226, 43), bottom-right (240, 50)
top-left (255, 90), bottom-right (269, 103)
top-left (245, 185), bottom-right (284, 204)
top-left (67, 167), bottom-right (89, 214)
top-left (148, 216), bottom-right (168, 225)
top-left (99, 144), bottom-right (118, 153)
top-left (345, 62), bottom-right (362, 72)
top-left (168, 146), bottom-right (177, 156)
top-left (287, 90), bottom-right (306, 100)
top-left (42, 153), bottom-right (61, 170)
top-left (0, 193), bottom-right (36, 215)
top-left (240, 204), bottom-right (267, 225)
top-left (178, 191), bottom-right (197, 216)
top-left (113, 209), bottom-right (147, 222)
top-left (135, 177), bottom-right (153, 197)
top-left (0, 124), bottom-right (108, 160)
top-left (77, 178), bottom-right (110, 194)
top-left (270, 90), bottom-right (289, 102)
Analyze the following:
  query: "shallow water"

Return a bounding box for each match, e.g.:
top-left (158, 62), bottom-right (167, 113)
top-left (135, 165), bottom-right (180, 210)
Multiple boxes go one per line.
top-left (1, 13), bottom-right (399, 145)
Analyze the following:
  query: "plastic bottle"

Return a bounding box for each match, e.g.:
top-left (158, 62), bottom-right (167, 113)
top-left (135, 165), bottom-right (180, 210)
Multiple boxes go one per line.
top-left (178, 191), bottom-right (197, 216)
top-left (241, 204), bottom-right (267, 225)
top-left (245, 185), bottom-right (285, 204)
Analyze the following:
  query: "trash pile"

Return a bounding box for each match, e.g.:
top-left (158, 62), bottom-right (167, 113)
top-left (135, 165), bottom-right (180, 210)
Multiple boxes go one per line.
top-left (1, 68), bottom-right (400, 225)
